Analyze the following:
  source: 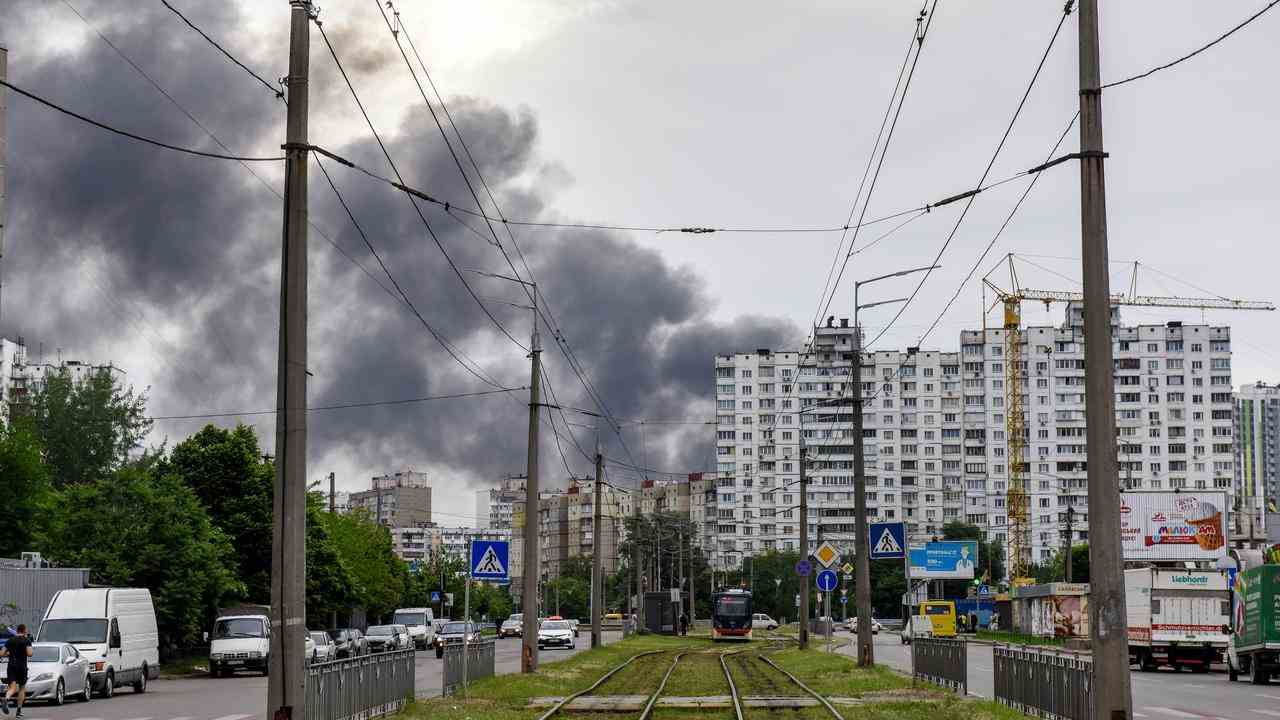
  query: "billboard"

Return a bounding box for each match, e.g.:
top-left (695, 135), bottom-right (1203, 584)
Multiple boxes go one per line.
top-left (908, 541), bottom-right (978, 579)
top-left (1120, 491), bottom-right (1228, 561)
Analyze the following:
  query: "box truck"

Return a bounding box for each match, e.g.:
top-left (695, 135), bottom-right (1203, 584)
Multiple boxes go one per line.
top-left (1227, 564), bottom-right (1280, 684)
top-left (1126, 567), bottom-right (1230, 672)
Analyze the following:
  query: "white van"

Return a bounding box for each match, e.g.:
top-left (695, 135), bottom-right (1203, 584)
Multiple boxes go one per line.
top-left (392, 607), bottom-right (436, 650)
top-left (37, 588), bottom-right (159, 697)
top-left (209, 614), bottom-right (271, 677)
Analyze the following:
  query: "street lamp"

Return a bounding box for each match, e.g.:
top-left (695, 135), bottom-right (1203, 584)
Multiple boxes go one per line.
top-left (851, 264), bottom-right (939, 668)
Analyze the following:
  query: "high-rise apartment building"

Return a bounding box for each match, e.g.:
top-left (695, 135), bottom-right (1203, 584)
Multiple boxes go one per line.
top-left (349, 470), bottom-right (432, 527)
top-left (1235, 382), bottom-right (1280, 515)
top-left (475, 478), bottom-right (523, 530)
top-left (713, 309), bottom-right (1236, 573)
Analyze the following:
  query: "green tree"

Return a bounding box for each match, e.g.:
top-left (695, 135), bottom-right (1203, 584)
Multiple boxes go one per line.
top-left (37, 466), bottom-right (243, 649)
top-left (0, 423), bottom-right (52, 557)
top-left (19, 369), bottom-right (151, 486)
top-left (1030, 543), bottom-right (1090, 584)
top-left (321, 506), bottom-right (406, 621)
top-left (164, 424), bottom-right (274, 602)
top-left (306, 493), bottom-right (358, 627)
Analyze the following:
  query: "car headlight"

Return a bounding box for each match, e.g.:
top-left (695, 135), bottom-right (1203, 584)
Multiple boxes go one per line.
top-left (248, 651), bottom-right (263, 659)
top-left (32, 673), bottom-right (54, 683)
top-left (210, 653), bottom-right (224, 660)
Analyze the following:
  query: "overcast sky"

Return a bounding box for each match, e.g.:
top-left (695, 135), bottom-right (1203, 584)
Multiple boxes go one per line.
top-left (4, 0), bottom-right (1277, 525)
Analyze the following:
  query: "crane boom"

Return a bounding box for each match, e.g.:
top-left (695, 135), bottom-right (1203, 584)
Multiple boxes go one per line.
top-left (1015, 288), bottom-right (1276, 311)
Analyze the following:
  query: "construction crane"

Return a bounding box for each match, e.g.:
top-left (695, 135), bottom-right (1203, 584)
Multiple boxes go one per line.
top-left (982, 255), bottom-right (1274, 583)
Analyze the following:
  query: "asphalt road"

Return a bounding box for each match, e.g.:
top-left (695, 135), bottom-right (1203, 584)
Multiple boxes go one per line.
top-left (15, 632), bottom-right (620, 720)
top-left (857, 632), bottom-right (1280, 720)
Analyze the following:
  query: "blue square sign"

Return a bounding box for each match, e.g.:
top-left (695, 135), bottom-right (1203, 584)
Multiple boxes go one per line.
top-left (470, 540), bottom-right (510, 581)
top-left (868, 521), bottom-right (906, 560)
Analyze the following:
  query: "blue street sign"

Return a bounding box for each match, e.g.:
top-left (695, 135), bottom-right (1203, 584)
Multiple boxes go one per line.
top-left (470, 540), bottom-right (510, 581)
top-left (815, 569), bottom-right (838, 592)
top-left (795, 559), bottom-right (813, 577)
top-left (978, 585), bottom-right (990, 598)
top-left (840, 595), bottom-right (848, 605)
top-left (868, 521), bottom-right (906, 560)
top-left (908, 541), bottom-right (979, 580)
top-left (430, 591), bottom-right (441, 603)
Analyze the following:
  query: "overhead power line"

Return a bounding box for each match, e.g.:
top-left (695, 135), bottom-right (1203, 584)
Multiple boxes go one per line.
top-left (865, 1), bottom-right (1076, 349)
top-left (159, 0), bottom-right (285, 101)
top-left (0, 79), bottom-right (283, 161)
top-left (1102, 0), bottom-right (1280, 89)
top-left (148, 387), bottom-right (523, 420)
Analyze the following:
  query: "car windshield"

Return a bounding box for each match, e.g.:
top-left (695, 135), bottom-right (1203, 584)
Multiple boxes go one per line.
top-left (393, 612), bottom-right (427, 626)
top-left (30, 646), bottom-right (61, 663)
top-left (327, 630), bottom-right (346, 641)
top-left (213, 618), bottom-right (266, 639)
top-left (38, 619), bottom-right (108, 644)
top-left (366, 626), bottom-right (395, 636)
top-left (442, 623), bottom-right (473, 634)
top-left (925, 605), bottom-right (951, 616)
top-left (309, 632), bottom-right (328, 644)
top-left (542, 621), bottom-right (569, 630)
top-left (714, 596), bottom-right (750, 617)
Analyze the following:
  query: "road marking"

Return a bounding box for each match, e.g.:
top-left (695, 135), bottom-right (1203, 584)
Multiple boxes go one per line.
top-left (1145, 708), bottom-right (1206, 718)
top-left (1251, 711), bottom-right (1280, 718)
top-left (1257, 694), bottom-right (1280, 701)
top-left (211, 715), bottom-right (254, 720)
top-left (967, 691), bottom-right (985, 698)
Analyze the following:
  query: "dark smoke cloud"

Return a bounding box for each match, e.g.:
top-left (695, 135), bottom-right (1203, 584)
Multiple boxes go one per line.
top-left (2, 1), bottom-right (798, 496)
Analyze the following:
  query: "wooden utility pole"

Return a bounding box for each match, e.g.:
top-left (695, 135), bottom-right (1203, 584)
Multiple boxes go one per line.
top-left (269, 3), bottom-right (310, 719)
top-left (520, 291), bottom-right (542, 673)
top-left (798, 444), bottom-right (810, 649)
top-left (591, 446), bottom-right (604, 648)
top-left (1078, 0), bottom-right (1132, 716)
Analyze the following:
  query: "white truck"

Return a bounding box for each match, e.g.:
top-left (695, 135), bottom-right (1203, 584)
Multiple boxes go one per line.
top-left (392, 607), bottom-right (436, 651)
top-left (1126, 567), bottom-right (1230, 672)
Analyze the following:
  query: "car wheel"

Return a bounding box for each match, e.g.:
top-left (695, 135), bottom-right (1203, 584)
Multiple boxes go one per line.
top-left (1229, 657), bottom-right (1239, 682)
top-left (53, 678), bottom-right (66, 705)
top-left (1251, 655), bottom-right (1271, 685)
top-left (134, 664), bottom-right (148, 693)
top-left (81, 673), bottom-right (93, 702)
top-left (435, 647), bottom-right (443, 659)
top-left (100, 670), bottom-right (115, 699)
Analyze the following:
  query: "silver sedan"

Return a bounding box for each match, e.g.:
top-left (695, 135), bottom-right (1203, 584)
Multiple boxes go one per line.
top-left (19, 642), bottom-right (93, 705)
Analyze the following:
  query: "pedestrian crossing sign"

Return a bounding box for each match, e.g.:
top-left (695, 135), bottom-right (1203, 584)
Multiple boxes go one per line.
top-left (471, 540), bottom-right (510, 581)
top-left (869, 521), bottom-right (906, 560)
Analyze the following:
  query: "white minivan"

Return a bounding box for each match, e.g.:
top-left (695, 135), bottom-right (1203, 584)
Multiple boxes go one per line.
top-left (392, 607), bottom-right (436, 650)
top-left (209, 614), bottom-right (271, 677)
top-left (37, 588), bottom-right (160, 698)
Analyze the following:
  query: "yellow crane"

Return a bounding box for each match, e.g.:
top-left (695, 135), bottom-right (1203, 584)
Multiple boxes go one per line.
top-left (982, 255), bottom-right (1274, 583)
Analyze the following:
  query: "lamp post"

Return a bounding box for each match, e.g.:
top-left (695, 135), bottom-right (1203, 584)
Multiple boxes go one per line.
top-left (851, 264), bottom-right (939, 667)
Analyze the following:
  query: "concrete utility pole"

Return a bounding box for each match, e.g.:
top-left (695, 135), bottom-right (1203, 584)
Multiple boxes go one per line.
top-left (591, 446), bottom-right (604, 648)
top-left (328, 471), bottom-right (336, 514)
top-left (520, 288), bottom-right (541, 673)
top-left (269, 4), bottom-right (310, 719)
top-left (1063, 505), bottom-right (1075, 583)
top-left (851, 324), bottom-right (873, 666)
top-left (798, 443), bottom-right (810, 649)
top-left (0, 43), bottom-right (8, 327)
top-left (1078, 1), bottom-right (1132, 717)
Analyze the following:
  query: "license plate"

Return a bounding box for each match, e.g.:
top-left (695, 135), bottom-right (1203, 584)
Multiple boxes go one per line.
top-left (227, 660), bottom-right (244, 666)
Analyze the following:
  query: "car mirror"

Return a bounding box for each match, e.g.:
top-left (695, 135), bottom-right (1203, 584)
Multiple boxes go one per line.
top-left (65, 657), bottom-right (77, 665)
top-left (203, 631), bottom-right (210, 642)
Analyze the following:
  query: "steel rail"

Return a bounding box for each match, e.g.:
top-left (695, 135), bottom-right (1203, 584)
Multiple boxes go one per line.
top-left (535, 649), bottom-right (666, 720)
top-left (719, 651), bottom-right (746, 720)
top-left (758, 654), bottom-right (846, 720)
top-left (638, 652), bottom-right (687, 720)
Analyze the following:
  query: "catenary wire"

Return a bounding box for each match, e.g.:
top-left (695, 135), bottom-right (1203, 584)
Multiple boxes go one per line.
top-left (148, 387), bottom-right (522, 420)
top-left (865, 1), bottom-right (1075, 349)
top-left (159, 0), bottom-right (285, 100)
top-left (1102, 0), bottom-right (1280, 89)
top-left (312, 20), bottom-right (529, 352)
top-left (0, 79), bottom-right (283, 161)
top-left (814, 0), bottom-right (940, 330)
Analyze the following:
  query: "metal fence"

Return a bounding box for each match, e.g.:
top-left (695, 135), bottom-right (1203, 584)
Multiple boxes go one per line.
top-left (993, 644), bottom-right (1093, 720)
top-left (442, 640), bottom-right (496, 696)
top-left (305, 649), bottom-right (415, 720)
top-left (911, 637), bottom-right (968, 695)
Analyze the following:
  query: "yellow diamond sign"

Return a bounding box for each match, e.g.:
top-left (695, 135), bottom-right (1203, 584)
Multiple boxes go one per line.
top-left (814, 541), bottom-right (840, 569)
top-left (841, 562), bottom-right (854, 575)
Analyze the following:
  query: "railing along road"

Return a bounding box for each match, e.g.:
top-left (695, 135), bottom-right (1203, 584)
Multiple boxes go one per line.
top-left (993, 644), bottom-right (1093, 720)
top-left (305, 648), bottom-right (415, 720)
top-left (443, 639), bottom-right (496, 696)
top-left (911, 636), bottom-right (968, 695)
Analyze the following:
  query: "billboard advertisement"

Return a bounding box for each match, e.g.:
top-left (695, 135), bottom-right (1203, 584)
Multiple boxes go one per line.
top-left (1120, 491), bottom-right (1228, 561)
top-left (908, 541), bottom-right (978, 579)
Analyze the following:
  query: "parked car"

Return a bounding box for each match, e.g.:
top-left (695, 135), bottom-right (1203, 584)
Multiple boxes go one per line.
top-left (844, 617), bottom-right (882, 634)
top-left (328, 629), bottom-right (366, 658)
top-left (365, 624), bottom-right (410, 653)
top-left (537, 619), bottom-right (575, 650)
top-left (38, 588), bottom-right (159, 697)
top-left (14, 642), bottom-right (93, 705)
top-left (900, 615), bottom-right (934, 645)
top-left (208, 614), bottom-right (271, 678)
top-left (499, 614), bottom-right (523, 638)
top-left (392, 608), bottom-right (436, 651)
top-left (752, 613), bottom-right (779, 630)
top-left (434, 622), bottom-right (483, 659)
top-left (309, 632), bottom-right (336, 664)
top-left (568, 619), bottom-right (580, 637)
top-left (304, 633), bottom-right (315, 663)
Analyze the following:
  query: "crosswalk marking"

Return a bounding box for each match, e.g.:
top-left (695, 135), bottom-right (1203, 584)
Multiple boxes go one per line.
top-left (211, 715), bottom-right (254, 720)
top-left (1144, 708), bottom-right (1209, 719)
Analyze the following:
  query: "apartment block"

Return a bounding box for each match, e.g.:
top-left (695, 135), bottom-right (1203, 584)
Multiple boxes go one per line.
top-left (712, 309), bottom-right (1236, 572)
top-left (349, 470), bottom-right (432, 527)
top-left (1235, 382), bottom-right (1280, 515)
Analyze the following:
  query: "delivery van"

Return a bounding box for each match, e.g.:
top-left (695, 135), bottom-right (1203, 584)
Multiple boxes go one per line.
top-left (918, 601), bottom-right (958, 637)
top-left (209, 613), bottom-right (271, 677)
top-left (37, 588), bottom-right (159, 697)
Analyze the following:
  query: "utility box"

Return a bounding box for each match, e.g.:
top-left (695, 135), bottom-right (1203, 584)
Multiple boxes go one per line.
top-left (643, 591), bottom-right (678, 635)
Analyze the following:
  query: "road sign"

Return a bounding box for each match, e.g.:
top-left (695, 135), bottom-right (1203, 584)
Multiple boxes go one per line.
top-left (840, 595), bottom-right (848, 605)
top-left (430, 591), bottom-right (441, 603)
top-left (978, 585), bottom-right (991, 598)
top-left (843, 574), bottom-right (851, 582)
top-left (840, 588), bottom-right (847, 596)
top-left (795, 559), bottom-right (812, 577)
top-left (794, 593), bottom-right (800, 607)
top-left (908, 541), bottom-right (978, 580)
top-left (470, 540), bottom-right (510, 581)
top-left (445, 593), bottom-right (454, 606)
top-left (841, 562), bottom-right (854, 575)
top-left (814, 541), bottom-right (841, 568)
top-left (815, 569), bottom-right (838, 592)
top-left (868, 521), bottom-right (906, 560)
